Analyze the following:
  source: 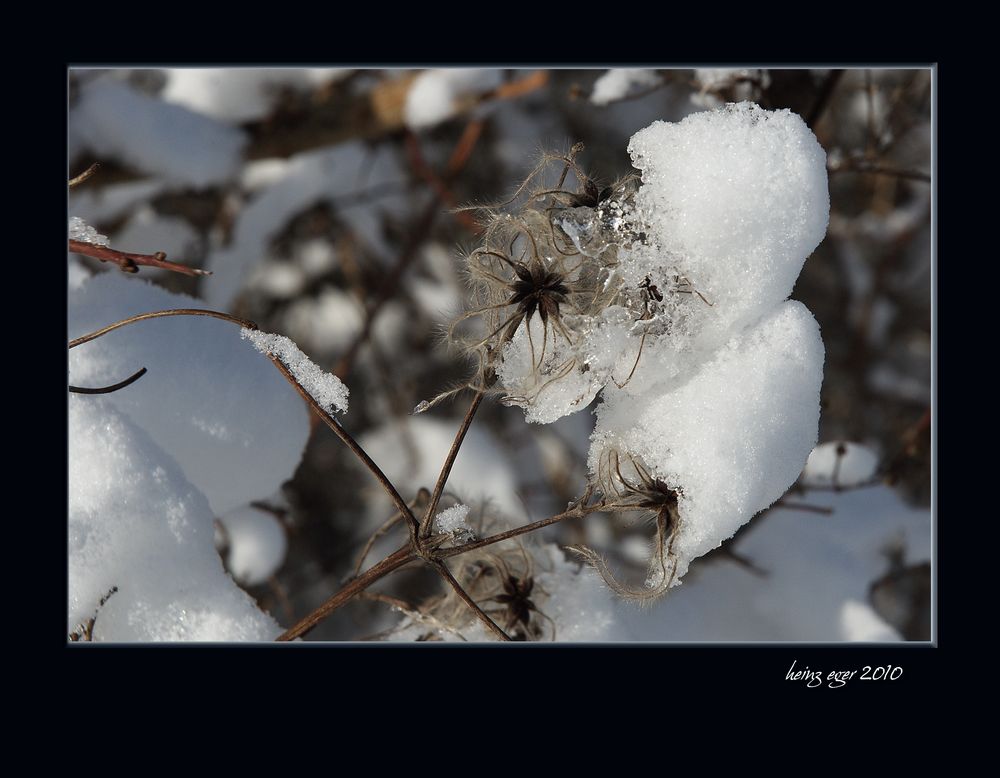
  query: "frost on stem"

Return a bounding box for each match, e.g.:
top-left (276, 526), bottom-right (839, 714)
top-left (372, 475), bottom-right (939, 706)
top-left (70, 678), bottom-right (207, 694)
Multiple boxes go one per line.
top-left (68, 216), bottom-right (110, 247)
top-left (241, 329), bottom-right (349, 416)
top-left (443, 102), bottom-right (830, 601)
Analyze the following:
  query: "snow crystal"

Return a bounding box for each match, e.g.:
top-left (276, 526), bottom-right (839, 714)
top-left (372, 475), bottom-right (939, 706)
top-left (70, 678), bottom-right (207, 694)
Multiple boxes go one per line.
top-left (69, 397), bottom-right (280, 641)
top-left (69, 273), bottom-right (310, 514)
top-left (802, 441), bottom-right (879, 488)
top-left (218, 505), bottom-right (288, 586)
top-left (627, 102), bottom-right (829, 349)
top-left (590, 301), bottom-right (825, 587)
top-left (404, 69), bottom-right (502, 130)
top-left (433, 504), bottom-right (473, 540)
top-left (68, 216), bottom-right (109, 247)
top-left (71, 77), bottom-right (245, 188)
top-left (241, 329), bottom-right (349, 415)
top-left (590, 69), bottom-right (661, 106)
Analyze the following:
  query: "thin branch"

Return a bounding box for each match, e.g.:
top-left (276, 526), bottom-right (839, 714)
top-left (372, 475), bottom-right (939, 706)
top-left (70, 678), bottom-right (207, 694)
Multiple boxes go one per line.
top-left (828, 159), bottom-right (930, 183)
top-left (277, 546), bottom-right (417, 641)
top-left (355, 488), bottom-right (429, 577)
top-left (798, 477), bottom-right (883, 493)
top-left (69, 366), bottom-right (147, 395)
top-left (69, 309), bottom-right (257, 350)
top-left (258, 353), bottom-right (421, 540)
top-left (69, 309), bottom-right (255, 349)
top-left (772, 500), bottom-right (834, 515)
top-left (420, 391), bottom-right (484, 538)
top-left (437, 501), bottom-right (603, 560)
top-left (69, 163), bottom-right (100, 188)
top-left (69, 240), bottom-right (211, 277)
top-left (430, 560), bottom-right (511, 641)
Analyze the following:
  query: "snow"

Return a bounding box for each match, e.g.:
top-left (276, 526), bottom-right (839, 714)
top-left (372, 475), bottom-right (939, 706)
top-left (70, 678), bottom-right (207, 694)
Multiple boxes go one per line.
top-left (241, 328), bottom-right (350, 415)
top-left (69, 396), bottom-right (281, 641)
top-left (162, 68), bottom-right (350, 122)
top-left (839, 600), bottom-right (901, 641)
top-left (590, 69), bottom-right (661, 105)
top-left (68, 272), bottom-right (311, 514)
top-left (484, 104), bottom-right (832, 595)
top-left (803, 441), bottom-right (879, 488)
top-left (68, 257), bottom-right (90, 290)
top-left (626, 102), bottom-right (829, 349)
top-left (68, 216), bottom-right (109, 247)
top-left (404, 69), bottom-right (502, 130)
top-left (218, 505), bottom-right (288, 586)
top-left (71, 78), bottom-right (246, 188)
top-left (590, 301), bottom-right (825, 588)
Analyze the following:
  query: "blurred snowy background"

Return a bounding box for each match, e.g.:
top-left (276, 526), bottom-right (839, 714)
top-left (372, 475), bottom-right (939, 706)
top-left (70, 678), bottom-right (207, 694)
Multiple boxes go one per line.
top-left (68, 67), bottom-right (932, 642)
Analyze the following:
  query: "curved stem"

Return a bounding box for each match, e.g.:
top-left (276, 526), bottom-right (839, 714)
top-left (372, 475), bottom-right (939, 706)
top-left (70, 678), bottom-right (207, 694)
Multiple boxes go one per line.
top-left (69, 367), bottom-right (147, 395)
top-left (69, 309), bottom-right (258, 349)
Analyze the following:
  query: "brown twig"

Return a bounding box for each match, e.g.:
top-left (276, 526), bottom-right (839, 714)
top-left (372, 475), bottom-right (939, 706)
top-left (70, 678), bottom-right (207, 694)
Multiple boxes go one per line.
top-left (827, 158), bottom-right (930, 183)
top-left (265, 354), bottom-right (420, 539)
top-left (69, 240), bottom-right (211, 277)
top-left (420, 391), bottom-right (484, 539)
top-left (69, 163), bottom-right (100, 188)
top-left (437, 500), bottom-right (603, 559)
top-left (69, 366), bottom-right (147, 395)
top-left (276, 496), bottom-right (605, 640)
top-left (277, 546), bottom-right (418, 641)
top-left (430, 560), bottom-right (511, 641)
top-left (69, 309), bottom-right (257, 349)
top-left (772, 500), bottom-right (834, 515)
